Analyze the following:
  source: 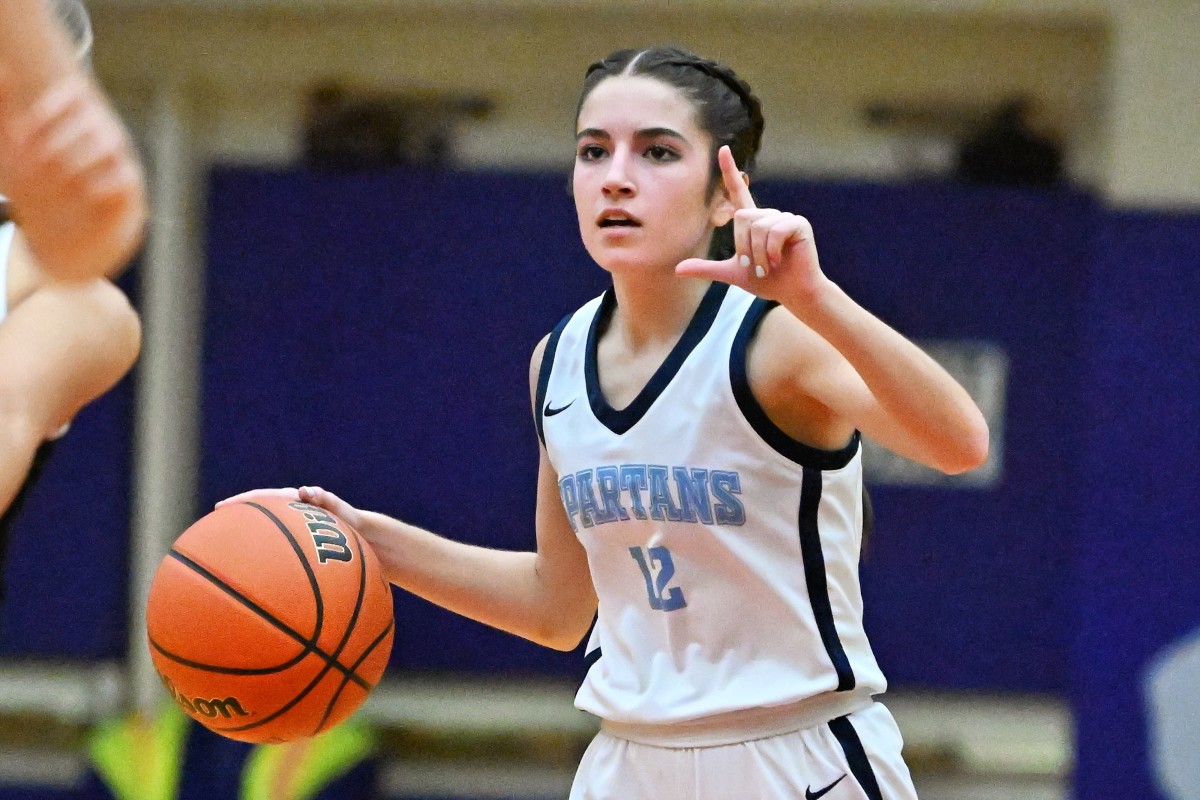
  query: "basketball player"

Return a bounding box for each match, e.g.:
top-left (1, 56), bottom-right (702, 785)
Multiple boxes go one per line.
top-left (224, 46), bottom-right (988, 798)
top-left (0, 0), bottom-right (143, 608)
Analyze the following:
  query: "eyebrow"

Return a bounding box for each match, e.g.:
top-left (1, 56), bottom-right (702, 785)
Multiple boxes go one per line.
top-left (576, 127), bottom-right (689, 142)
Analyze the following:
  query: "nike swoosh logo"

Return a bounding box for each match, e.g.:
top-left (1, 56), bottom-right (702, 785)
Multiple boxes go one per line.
top-left (806, 774), bottom-right (846, 800)
top-left (544, 399), bottom-right (575, 417)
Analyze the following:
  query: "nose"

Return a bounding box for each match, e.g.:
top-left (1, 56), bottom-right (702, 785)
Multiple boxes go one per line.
top-left (601, 148), bottom-right (636, 198)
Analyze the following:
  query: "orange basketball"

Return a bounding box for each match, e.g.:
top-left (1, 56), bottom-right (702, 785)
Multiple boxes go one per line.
top-left (145, 497), bottom-right (395, 743)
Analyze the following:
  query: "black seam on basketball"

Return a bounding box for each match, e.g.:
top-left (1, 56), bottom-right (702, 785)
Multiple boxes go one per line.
top-left (313, 522), bottom-right (396, 732)
top-left (305, 519), bottom-right (372, 735)
top-left (223, 515), bottom-right (374, 734)
top-left (222, 628), bottom-right (368, 734)
top-left (149, 632), bottom-right (309, 676)
top-left (161, 550), bottom-right (320, 667)
top-left (162, 549), bottom-right (368, 689)
top-left (338, 524), bottom-right (395, 691)
top-left (245, 501), bottom-right (325, 644)
top-left (313, 618), bottom-right (395, 735)
top-left (306, 533), bottom-right (378, 735)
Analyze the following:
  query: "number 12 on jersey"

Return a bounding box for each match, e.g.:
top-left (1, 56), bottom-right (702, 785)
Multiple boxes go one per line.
top-left (629, 546), bottom-right (687, 611)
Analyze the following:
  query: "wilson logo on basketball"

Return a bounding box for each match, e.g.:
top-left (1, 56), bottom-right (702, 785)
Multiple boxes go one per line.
top-left (159, 674), bottom-right (250, 719)
top-left (288, 502), bottom-right (354, 564)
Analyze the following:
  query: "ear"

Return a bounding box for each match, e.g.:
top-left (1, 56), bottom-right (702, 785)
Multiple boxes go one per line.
top-left (709, 171), bottom-right (749, 228)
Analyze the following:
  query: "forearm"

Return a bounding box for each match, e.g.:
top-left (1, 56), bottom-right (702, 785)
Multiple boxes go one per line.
top-left (356, 510), bottom-right (585, 650)
top-left (789, 279), bottom-right (989, 473)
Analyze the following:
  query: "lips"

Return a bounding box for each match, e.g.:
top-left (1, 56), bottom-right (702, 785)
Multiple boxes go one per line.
top-left (597, 210), bottom-right (642, 228)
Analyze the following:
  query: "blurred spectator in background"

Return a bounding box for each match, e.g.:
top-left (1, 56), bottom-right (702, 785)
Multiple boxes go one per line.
top-left (304, 81), bottom-right (414, 171)
top-left (303, 80), bottom-right (492, 171)
top-left (956, 97), bottom-right (1064, 188)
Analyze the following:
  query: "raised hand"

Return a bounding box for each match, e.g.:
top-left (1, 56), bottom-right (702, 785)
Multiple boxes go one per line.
top-left (217, 485), bottom-right (365, 533)
top-left (676, 145), bottom-right (826, 306)
top-left (0, 71), bottom-right (147, 281)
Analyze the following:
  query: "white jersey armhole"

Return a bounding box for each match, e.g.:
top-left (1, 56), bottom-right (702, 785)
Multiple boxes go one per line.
top-left (0, 220), bottom-right (15, 324)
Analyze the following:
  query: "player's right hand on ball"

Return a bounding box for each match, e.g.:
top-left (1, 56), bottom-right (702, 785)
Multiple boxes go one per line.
top-left (217, 486), bottom-right (365, 533)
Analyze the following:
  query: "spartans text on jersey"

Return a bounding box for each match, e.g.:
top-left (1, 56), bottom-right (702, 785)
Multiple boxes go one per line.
top-left (557, 465), bottom-right (745, 530)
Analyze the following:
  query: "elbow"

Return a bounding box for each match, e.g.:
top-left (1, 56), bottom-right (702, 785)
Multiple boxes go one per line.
top-left (940, 417), bottom-right (991, 475)
top-left (534, 616), bottom-right (593, 652)
top-left (526, 623), bottom-right (586, 652)
top-left (530, 602), bottom-right (595, 652)
top-left (540, 631), bottom-right (588, 652)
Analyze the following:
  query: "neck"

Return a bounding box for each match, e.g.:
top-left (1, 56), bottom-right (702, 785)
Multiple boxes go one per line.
top-left (608, 272), bottom-right (712, 351)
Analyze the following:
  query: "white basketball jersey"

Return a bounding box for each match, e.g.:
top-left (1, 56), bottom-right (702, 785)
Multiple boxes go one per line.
top-left (0, 212), bottom-right (74, 444)
top-left (0, 218), bottom-right (15, 324)
top-left (537, 282), bottom-right (886, 733)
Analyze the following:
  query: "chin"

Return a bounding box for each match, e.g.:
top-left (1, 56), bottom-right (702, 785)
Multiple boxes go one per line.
top-left (593, 253), bottom-right (670, 276)
top-left (586, 243), bottom-right (688, 277)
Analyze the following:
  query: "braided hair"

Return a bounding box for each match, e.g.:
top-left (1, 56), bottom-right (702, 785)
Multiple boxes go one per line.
top-left (576, 46), bottom-right (765, 259)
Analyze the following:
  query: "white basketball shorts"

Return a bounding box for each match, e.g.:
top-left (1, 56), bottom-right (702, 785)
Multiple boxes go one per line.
top-left (569, 702), bottom-right (918, 800)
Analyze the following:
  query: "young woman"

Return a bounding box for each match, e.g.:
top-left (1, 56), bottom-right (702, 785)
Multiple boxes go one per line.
top-left (0, 0), bottom-right (143, 608)
top-left (224, 46), bottom-right (988, 799)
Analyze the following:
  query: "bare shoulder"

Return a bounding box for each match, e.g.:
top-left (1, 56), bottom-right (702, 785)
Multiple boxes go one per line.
top-left (749, 303), bottom-right (837, 391)
top-left (745, 304), bottom-right (859, 451)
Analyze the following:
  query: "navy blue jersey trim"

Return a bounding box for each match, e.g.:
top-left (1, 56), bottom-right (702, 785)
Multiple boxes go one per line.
top-left (584, 647), bottom-right (603, 670)
top-left (829, 714), bottom-right (885, 800)
top-left (534, 312), bottom-right (573, 447)
top-left (0, 440), bottom-right (58, 605)
top-left (586, 281), bottom-right (729, 435)
top-left (730, 298), bottom-right (860, 470)
top-left (799, 467), bottom-right (856, 691)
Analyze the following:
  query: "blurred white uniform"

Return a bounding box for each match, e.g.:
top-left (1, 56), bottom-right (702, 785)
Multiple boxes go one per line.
top-left (536, 282), bottom-right (919, 799)
top-left (1, 213), bottom-right (14, 322)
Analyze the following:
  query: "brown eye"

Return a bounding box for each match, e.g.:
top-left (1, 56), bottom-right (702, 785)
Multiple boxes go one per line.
top-left (645, 144), bottom-right (680, 162)
top-left (578, 144), bottom-right (607, 161)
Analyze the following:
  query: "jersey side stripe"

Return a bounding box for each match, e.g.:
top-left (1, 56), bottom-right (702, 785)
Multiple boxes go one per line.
top-left (828, 714), bottom-right (885, 800)
top-left (584, 647), bottom-right (603, 670)
top-left (799, 467), bottom-right (857, 691)
top-left (534, 312), bottom-right (572, 447)
top-left (729, 298), bottom-right (859, 470)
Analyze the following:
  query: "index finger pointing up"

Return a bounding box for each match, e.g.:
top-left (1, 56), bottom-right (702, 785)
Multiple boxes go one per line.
top-left (719, 145), bottom-right (756, 210)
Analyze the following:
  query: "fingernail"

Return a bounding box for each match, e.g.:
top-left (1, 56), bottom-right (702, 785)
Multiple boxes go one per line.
top-left (739, 255), bottom-right (750, 268)
top-left (755, 264), bottom-right (766, 278)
